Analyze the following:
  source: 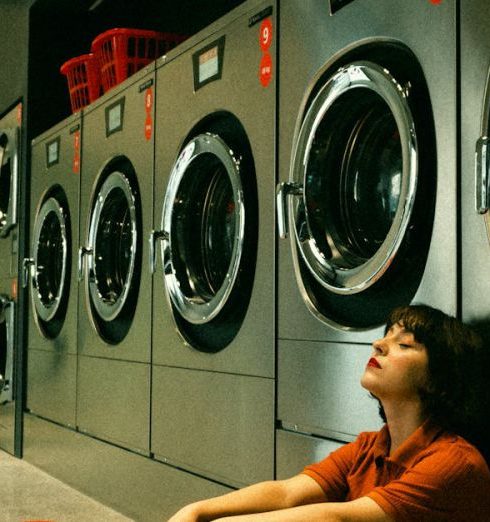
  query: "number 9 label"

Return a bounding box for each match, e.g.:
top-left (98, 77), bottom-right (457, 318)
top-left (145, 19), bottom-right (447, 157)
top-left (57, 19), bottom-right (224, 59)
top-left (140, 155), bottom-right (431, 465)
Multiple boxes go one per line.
top-left (260, 18), bottom-right (273, 52)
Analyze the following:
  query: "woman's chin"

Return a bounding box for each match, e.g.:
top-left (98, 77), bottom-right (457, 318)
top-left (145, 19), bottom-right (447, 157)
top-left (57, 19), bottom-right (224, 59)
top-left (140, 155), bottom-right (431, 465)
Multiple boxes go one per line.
top-left (360, 372), bottom-right (378, 394)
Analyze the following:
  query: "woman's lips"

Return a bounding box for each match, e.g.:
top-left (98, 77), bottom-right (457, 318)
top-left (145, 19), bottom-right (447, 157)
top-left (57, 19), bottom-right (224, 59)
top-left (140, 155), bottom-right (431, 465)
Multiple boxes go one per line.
top-left (367, 358), bottom-right (381, 369)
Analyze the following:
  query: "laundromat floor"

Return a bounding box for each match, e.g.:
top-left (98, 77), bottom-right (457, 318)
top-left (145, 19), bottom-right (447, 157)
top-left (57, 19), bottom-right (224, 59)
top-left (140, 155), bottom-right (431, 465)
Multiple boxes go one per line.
top-left (0, 450), bottom-right (134, 522)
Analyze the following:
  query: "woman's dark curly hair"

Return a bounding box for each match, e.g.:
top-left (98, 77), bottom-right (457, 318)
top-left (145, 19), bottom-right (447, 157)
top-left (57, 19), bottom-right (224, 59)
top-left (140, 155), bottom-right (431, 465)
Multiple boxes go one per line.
top-left (378, 305), bottom-right (488, 445)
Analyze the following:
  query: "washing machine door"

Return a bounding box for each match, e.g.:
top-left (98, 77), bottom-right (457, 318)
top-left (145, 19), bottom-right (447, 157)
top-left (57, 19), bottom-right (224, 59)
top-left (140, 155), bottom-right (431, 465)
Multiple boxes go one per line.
top-left (0, 295), bottom-right (14, 403)
top-left (159, 128), bottom-right (257, 352)
top-left (163, 133), bottom-right (244, 324)
top-left (86, 166), bottom-right (140, 343)
top-left (31, 195), bottom-right (70, 338)
top-left (278, 60), bottom-right (432, 328)
top-left (0, 128), bottom-right (18, 238)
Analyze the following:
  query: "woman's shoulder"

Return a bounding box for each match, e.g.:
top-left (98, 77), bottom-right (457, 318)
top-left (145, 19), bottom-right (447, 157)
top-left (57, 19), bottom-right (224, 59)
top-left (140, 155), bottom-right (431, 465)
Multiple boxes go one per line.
top-left (421, 430), bottom-right (490, 479)
top-left (342, 426), bottom-right (391, 463)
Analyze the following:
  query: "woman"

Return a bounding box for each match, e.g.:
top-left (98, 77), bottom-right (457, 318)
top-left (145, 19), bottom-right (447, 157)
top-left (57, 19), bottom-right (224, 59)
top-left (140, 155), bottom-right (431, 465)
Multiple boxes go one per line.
top-left (168, 305), bottom-right (490, 521)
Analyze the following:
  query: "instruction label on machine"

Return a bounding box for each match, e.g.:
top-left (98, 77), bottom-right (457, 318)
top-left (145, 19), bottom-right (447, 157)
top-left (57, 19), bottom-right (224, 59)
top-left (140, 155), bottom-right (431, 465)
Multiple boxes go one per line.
top-left (105, 98), bottom-right (125, 137)
top-left (192, 36), bottom-right (225, 91)
top-left (46, 137), bottom-right (60, 167)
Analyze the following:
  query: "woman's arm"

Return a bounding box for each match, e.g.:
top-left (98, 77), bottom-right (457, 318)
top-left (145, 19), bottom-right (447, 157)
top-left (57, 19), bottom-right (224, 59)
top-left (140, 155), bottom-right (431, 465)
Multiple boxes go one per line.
top-left (216, 497), bottom-right (394, 522)
top-left (167, 474), bottom-right (327, 521)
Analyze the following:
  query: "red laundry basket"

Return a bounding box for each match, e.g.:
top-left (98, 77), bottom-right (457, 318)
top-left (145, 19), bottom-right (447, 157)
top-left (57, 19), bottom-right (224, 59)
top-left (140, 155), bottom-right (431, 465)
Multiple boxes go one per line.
top-left (91, 28), bottom-right (187, 92)
top-left (60, 53), bottom-right (101, 113)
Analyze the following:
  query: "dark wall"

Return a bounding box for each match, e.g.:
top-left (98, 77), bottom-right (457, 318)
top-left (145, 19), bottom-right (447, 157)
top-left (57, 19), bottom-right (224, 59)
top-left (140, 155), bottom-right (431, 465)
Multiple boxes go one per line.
top-left (28, 0), bottom-right (246, 137)
top-left (0, 0), bottom-right (31, 116)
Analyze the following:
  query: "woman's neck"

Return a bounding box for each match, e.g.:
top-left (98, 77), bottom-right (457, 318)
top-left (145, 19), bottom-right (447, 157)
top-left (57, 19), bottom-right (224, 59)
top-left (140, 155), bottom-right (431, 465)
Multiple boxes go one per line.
top-left (382, 400), bottom-right (427, 455)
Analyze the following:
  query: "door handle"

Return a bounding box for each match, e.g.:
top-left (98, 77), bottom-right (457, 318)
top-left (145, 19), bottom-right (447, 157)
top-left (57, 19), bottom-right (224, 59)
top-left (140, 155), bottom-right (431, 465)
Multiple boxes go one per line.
top-left (149, 230), bottom-right (168, 275)
top-left (78, 246), bottom-right (93, 282)
top-left (476, 136), bottom-right (490, 214)
top-left (22, 258), bottom-right (34, 288)
top-left (276, 181), bottom-right (303, 239)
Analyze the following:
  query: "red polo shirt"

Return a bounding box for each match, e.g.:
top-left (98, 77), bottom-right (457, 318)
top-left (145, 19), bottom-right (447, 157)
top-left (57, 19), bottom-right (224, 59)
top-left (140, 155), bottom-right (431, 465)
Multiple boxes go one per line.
top-left (303, 421), bottom-right (490, 521)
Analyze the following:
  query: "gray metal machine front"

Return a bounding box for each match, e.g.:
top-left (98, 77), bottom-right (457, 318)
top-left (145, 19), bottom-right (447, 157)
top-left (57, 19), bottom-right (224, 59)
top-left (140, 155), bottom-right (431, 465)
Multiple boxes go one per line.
top-left (77, 65), bottom-right (154, 455)
top-left (152, 0), bottom-right (275, 488)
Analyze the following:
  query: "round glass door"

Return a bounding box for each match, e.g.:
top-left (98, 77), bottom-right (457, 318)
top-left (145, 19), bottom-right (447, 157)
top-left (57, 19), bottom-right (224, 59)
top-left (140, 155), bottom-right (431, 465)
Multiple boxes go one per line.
top-left (163, 133), bottom-right (244, 324)
top-left (31, 195), bottom-right (70, 338)
top-left (160, 119), bottom-right (257, 353)
top-left (86, 164), bottom-right (141, 343)
top-left (0, 129), bottom-right (18, 237)
top-left (282, 59), bottom-right (435, 328)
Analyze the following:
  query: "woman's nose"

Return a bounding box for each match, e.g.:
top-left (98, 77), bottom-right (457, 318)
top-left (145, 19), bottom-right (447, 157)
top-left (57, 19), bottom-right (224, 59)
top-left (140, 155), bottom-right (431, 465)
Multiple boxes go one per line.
top-left (372, 337), bottom-right (386, 354)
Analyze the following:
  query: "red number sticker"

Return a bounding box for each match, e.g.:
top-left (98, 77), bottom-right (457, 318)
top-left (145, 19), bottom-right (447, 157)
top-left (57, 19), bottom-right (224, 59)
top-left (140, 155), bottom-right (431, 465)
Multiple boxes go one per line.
top-left (259, 52), bottom-right (272, 87)
top-left (145, 87), bottom-right (153, 112)
top-left (144, 87), bottom-right (153, 141)
top-left (72, 130), bottom-right (80, 174)
top-left (145, 114), bottom-right (153, 141)
top-left (16, 104), bottom-right (22, 126)
top-left (259, 18), bottom-right (273, 52)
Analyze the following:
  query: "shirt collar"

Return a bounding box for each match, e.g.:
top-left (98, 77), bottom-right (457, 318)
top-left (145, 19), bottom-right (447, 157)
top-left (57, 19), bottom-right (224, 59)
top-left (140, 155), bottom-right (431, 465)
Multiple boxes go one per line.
top-left (373, 420), bottom-right (444, 468)
top-left (373, 424), bottom-right (391, 462)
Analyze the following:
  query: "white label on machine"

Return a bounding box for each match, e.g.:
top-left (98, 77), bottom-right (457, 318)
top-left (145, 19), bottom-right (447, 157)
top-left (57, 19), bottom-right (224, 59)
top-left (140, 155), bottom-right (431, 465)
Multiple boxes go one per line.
top-left (199, 47), bottom-right (219, 83)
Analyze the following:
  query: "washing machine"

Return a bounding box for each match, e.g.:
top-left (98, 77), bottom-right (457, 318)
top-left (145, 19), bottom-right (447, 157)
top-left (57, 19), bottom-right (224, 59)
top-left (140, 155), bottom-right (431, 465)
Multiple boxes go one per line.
top-left (150, 0), bottom-right (275, 487)
top-left (461, 1), bottom-right (490, 324)
top-left (0, 102), bottom-right (21, 455)
top-left (276, 0), bottom-right (457, 477)
top-left (77, 64), bottom-right (154, 455)
top-left (24, 113), bottom-right (81, 429)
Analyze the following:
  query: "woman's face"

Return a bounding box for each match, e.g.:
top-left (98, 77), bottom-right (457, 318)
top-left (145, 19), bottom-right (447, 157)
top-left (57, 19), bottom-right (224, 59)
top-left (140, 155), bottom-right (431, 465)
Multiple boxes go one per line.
top-left (361, 322), bottom-right (429, 404)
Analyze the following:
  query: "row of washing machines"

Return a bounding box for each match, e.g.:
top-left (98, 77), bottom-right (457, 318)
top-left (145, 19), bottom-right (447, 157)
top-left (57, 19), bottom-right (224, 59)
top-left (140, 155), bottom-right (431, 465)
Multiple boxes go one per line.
top-left (5, 0), bottom-right (490, 495)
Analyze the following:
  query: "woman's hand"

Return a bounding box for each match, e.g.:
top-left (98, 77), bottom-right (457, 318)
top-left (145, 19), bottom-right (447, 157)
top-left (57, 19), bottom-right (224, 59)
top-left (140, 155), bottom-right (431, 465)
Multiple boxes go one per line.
top-left (167, 502), bottom-right (206, 522)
